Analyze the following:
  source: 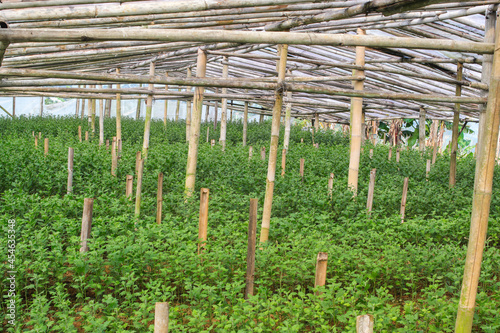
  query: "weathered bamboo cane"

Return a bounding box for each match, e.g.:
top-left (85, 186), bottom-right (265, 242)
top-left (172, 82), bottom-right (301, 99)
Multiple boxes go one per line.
top-left (369, 148), bottom-right (373, 159)
top-left (388, 147), bottom-right (392, 160)
top-left (396, 148), bottom-right (400, 163)
top-left (242, 101), bottom-right (248, 146)
top-left (141, 62), bottom-right (155, 159)
top-left (432, 122), bottom-right (439, 164)
top-left (299, 158), bottom-right (305, 181)
top-left (39, 96), bottom-right (43, 116)
top-left (328, 172), bottom-right (334, 198)
top-left (80, 198), bottom-right (93, 253)
top-left (156, 172), bottom-right (163, 225)
top-left (136, 85), bottom-right (142, 120)
top-left (98, 93), bottom-right (104, 146)
top-left (80, 95), bottom-right (85, 119)
top-left (198, 188), bottom-right (209, 254)
top-left (426, 159), bottom-right (431, 180)
top-left (249, 146), bottom-right (253, 159)
top-left (75, 96), bottom-right (80, 117)
top-left (175, 97), bottom-right (180, 121)
top-left (455, 12), bottom-right (500, 332)
top-left (259, 44), bottom-right (288, 244)
top-left (185, 68), bottom-right (192, 142)
top-left (67, 147), bottom-right (74, 194)
top-left (245, 198), bottom-right (257, 299)
top-left (219, 56), bottom-right (229, 150)
top-left (283, 90), bottom-right (292, 152)
top-left (90, 91), bottom-right (96, 136)
top-left (164, 72), bottom-right (169, 127)
top-left (314, 252), bottom-right (328, 295)
top-left (78, 125), bottom-right (82, 142)
top-left (44, 138), bottom-right (49, 156)
top-left (34, 136), bottom-right (38, 148)
top-left (419, 107), bottom-right (426, 152)
top-left (366, 169), bottom-right (376, 213)
top-left (281, 148), bottom-right (286, 177)
top-left (400, 177), bottom-right (409, 223)
top-left (85, 131), bottom-right (89, 141)
top-left (135, 151), bottom-right (141, 176)
top-left (134, 158), bottom-right (144, 219)
top-left (213, 94), bottom-right (218, 130)
top-left (106, 139), bottom-right (109, 149)
top-left (185, 49), bottom-right (207, 198)
top-left (210, 139), bottom-right (215, 147)
top-left (260, 146), bottom-right (266, 160)
top-left (347, 28), bottom-right (365, 195)
top-left (356, 315), bottom-right (374, 333)
top-left (126, 175), bottom-right (133, 199)
top-left (116, 68), bottom-right (122, 152)
top-left (111, 137), bottom-right (117, 176)
top-left (154, 302), bottom-right (169, 333)
top-left (450, 62), bottom-right (463, 187)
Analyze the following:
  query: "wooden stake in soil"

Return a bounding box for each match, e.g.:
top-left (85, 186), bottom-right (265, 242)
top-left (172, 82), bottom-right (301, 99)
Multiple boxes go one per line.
top-left (85, 131), bottom-right (89, 141)
top-left (388, 148), bottom-right (392, 160)
top-left (400, 177), bottom-right (409, 223)
top-left (242, 101), bottom-right (248, 147)
top-left (260, 146), bottom-right (266, 160)
top-left (67, 147), bottom-right (74, 194)
top-left (245, 198), bottom-right (258, 299)
top-left (220, 56), bottom-right (229, 150)
top-left (164, 73), bottom-right (169, 128)
top-left (314, 252), bottom-right (328, 295)
top-left (134, 158), bottom-right (144, 219)
top-left (156, 172), bottom-right (163, 225)
top-left (299, 158), bottom-right (305, 181)
top-left (78, 125), bottom-right (82, 142)
top-left (419, 107), bottom-right (426, 152)
top-left (111, 138), bottom-right (117, 176)
top-left (126, 175), bottom-right (133, 199)
top-left (44, 138), bottom-right (49, 156)
top-left (135, 151), bottom-right (141, 176)
top-left (281, 149), bottom-right (286, 177)
top-left (396, 148), bottom-right (400, 163)
top-left (80, 198), bottom-right (94, 253)
top-left (283, 90), bottom-right (292, 152)
top-left (210, 139), bottom-right (215, 148)
top-left (34, 136), bottom-right (38, 148)
top-left (328, 173), bottom-right (334, 198)
top-left (116, 68), bottom-right (122, 152)
top-left (141, 62), bottom-right (155, 159)
top-left (99, 95), bottom-right (104, 146)
top-left (449, 62), bottom-right (463, 188)
top-left (206, 126), bottom-right (209, 143)
top-left (154, 302), bottom-right (169, 333)
top-left (175, 97), bottom-right (180, 121)
top-left (426, 159), bottom-right (431, 180)
top-left (185, 68), bottom-right (192, 143)
top-left (106, 140), bottom-right (109, 149)
top-left (369, 149), bottom-right (373, 159)
top-left (198, 188), bottom-right (209, 254)
top-left (249, 146), bottom-right (253, 159)
top-left (356, 315), bottom-right (374, 333)
top-left (366, 169), bottom-right (376, 213)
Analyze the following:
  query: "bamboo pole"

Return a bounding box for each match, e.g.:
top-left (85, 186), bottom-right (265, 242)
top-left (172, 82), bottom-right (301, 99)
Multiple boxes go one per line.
top-left (283, 90), bottom-right (292, 152)
top-left (134, 158), bottom-right (144, 219)
top-left (400, 177), bottom-right (409, 223)
top-left (396, 148), bottom-right (400, 163)
top-left (135, 151), bottom-right (141, 176)
top-left (260, 146), bottom-right (265, 160)
top-left (90, 92), bottom-right (96, 136)
top-left (205, 103), bottom-right (210, 123)
top-left (198, 188), bottom-right (209, 254)
top-left (281, 148), bottom-right (286, 177)
top-left (154, 302), bottom-right (169, 333)
top-left (206, 126), bottom-right (209, 143)
top-left (249, 146), bottom-right (253, 159)
top-left (220, 56), bottom-right (229, 151)
top-left (328, 172), bottom-right (334, 198)
top-left (259, 43), bottom-right (287, 244)
top-left (39, 96), bottom-right (43, 116)
top-left (116, 68), bottom-right (122, 152)
top-left (78, 125), bottom-right (82, 142)
top-left (356, 315), bottom-right (374, 333)
top-left (426, 159), bottom-right (431, 180)
top-left (106, 139), bottom-right (109, 149)
top-left (314, 252), bottom-right (328, 295)
top-left (67, 147), bottom-right (74, 194)
top-left (111, 137), bottom-right (117, 176)
top-left (245, 198), bottom-right (257, 299)
top-left (164, 72), bottom-right (169, 128)
top-left (126, 175), bottom-right (133, 199)
top-left (105, 91), bottom-right (111, 117)
top-left (186, 68), bottom-right (192, 142)
top-left (242, 101), bottom-right (248, 146)
top-left (34, 136), bottom-right (38, 148)
top-left (455, 13), bottom-right (500, 332)
top-left (419, 107), bottom-right (426, 152)
top-left (366, 168), bottom-right (376, 213)
top-left (80, 95), bottom-right (85, 119)
top-left (185, 49), bottom-right (207, 198)
top-left (44, 138), bottom-right (49, 156)
top-left (432, 121), bottom-right (439, 164)
top-left (99, 93), bottom-right (104, 146)
top-left (156, 172), bottom-right (163, 225)
top-left (175, 98), bottom-right (180, 121)
top-left (299, 158), bottom-right (305, 181)
top-left (11, 96), bottom-right (14, 118)
top-left (136, 87), bottom-right (142, 120)
top-left (80, 198), bottom-right (93, 253)
top-left (450, 62), bottom-right (463, 188)
top-left (213, 95), bottom-right (218, 130)
top-left (141, 62), bottom-right (155, 159)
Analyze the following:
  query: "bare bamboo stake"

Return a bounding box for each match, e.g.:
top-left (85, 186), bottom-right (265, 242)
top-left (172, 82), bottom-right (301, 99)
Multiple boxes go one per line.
top-left (34, 136), bottom-right (38, 148)
top-left (366, 169), bottom-right (376, 213)
top-left (432, 127), bottom-right (439, 165)
top-left (314, 252), bottom-right (328, 295)
top-left (260, 43), bottom-right (288, 244)
top-left (111, 138), bottom-right (117, 177)
top-left (126, 175), bottom-right (133, 199)
top-left (164, 72), bottom-right (169, 128)
top-left (347, 28), bottom-right (365, 195)
top-left (175, 98), bottom-right (180, 121)
top-left (156, 172), bottom-right (163, 225)
top-left (369, 148), bottom-right (373, 159)
top-left (90, 93), bottom-right (96, 135)
top-left (44, 138), bottom-right (49, 156)
top-left (204, 104), bottom-right (209, 123)
top-left (356, 315), bottom-right (374, 333)
top-left (75, 96), bottom-right (80, 118)
top-left (206, 126), bottom-right (209, 143)
top-left (400, 177), bottom-right (409, 223)
top-left (154, 302), bottom-right (169, 333)
top-left (85, 131), bottom-right (89, 141)
top-left (328, 172), bottom-right (334, 198)
top-left (185, 68), bottom-right (192, 143)
top-left (80, 96), bottom-right (85, 119)
top-left (67, 147), bottom-right (74, 194)
top-left (136, 88), bottom-right (142, 120)
top-left (419, 107), bottom-right (426, 152)
top-left (98, 93), bottom-right (104, 146)
top-left (115, 68), bottom-right (122, 153)
top-left (141, 62), bottom-right (155, 159)
top-left (284, 90), bottom-right (292, 152)
top-left (78, 125), bottom-right (82, 142)
top-left (80, 198), bottom-right (93, 253)
top-left (300, 138), bottom-right (303, 143)
top-left (38, 132), bottom-right (41, 139)
top-left (39, 96), bottom-right (43, 116)
top-left (426, 159), bottom-right (431, 180)
top-left (450, 62), bottom-right (463, 188)
top-left (242, 101), bottom-right (248, 146)
top-left (396, 148), bottom-right (400, 163)
top-left (245, 198), bottom-right (257, 299)
top-left (388, 147), bottom-right (392, 160)
top-left (210, 139), bottom-right (215, 147)
top-left (281, 148), bottom-right (286, 177)
top-left (105, 94), bottom-right (111, 118)
top-left (299, 158), bottom-right (305, 181)
top-left (259, 114), bottom-right (264, 124)
top-left (134, 158), bottom-right (144, 219)
top-left (455, 11), bottom-right (500, 332)
top-left (198, 188), bottom-right (209, 254)
top-left (249, 146), bottom-right (253, 159)
top-left (106, 139), bottom-right (109, 149)
top-left (213, 96), bottom-right (218, 130)
top-left (135, 151), bottom-right (141, 176)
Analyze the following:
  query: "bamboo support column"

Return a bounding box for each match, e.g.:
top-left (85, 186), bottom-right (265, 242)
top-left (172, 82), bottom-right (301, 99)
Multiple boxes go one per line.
top-left (40, 96), bottom-right (43, 116)
top-left (185, 49), bottom-right (207, 198)
top-left (111, 137), bottom-right (117, 176)
top-left (186, 68), bottom-right (192, 142)
top-left (142, 62), bottom-right (155, 159)
top-left (75, 95), bottom-right (80, 117)
top-left (34, 136), bottom-right (38, 148)
top-left (78, 125), bottom-right (82, 142)
top-left (366, 169), bottom-right (376, 213)
top-left (450, 62), bottom-right (463, 187)
top-left (175, 97), bottom-right (180, 121)
top-left (156, 173), bottom-right (163, 225)
top-left (260, 146), bottom-right (265, 160)
top-left (283, 90), bottom-right (292, 152)
top-left (105, 89), bottom-right (111, 118)
top-left (220, 57), bottom-right (229, 150)
top-left (126, 175), bottom-right (133, 199)
top-left (249, 146), bottom-right (253, 159)
top-left (299, 158), bottom-right (305, 181)
top-left (455, 13), bottom-right (500, 332)
top-left (164, 72), bottom-right (169, 128)
top-left (99, 92), bottom-right (104, 146)
top-left (242, 101), bottom-right (248, 146)
top-left (259, 114), bottom-right (264, 124)
top-left (314, 252), bottom-right (328, 295)
top-left (80, 198), bottom-right (93, 253)
top-left (259, 44), bottom-right (288, 243)
top-left (400, 177), bottom-right (409, 223)
top-left (426, 159), bottom-right (431, 180)
top-left (356, 315), bottom-right (374, 333)
top-left (44, 138), bottom-right (49, 156)
top-left (198, 188), bottom-right (209, 254)
top-left (116, 68), bottom-right (122, 152)
top-left (206, 126), bottom-right (209, 143)
top-left (281, 149), bottom-right (286, 177)
top-left (245, 198), bottom-right (257, 299)
top-left (213, 93), bottom-right (218, 130)
top-left (134, 158), bottom-right (144, 218)
top-left (154, 302), bottom-right (169, 333)
top-left (85, 131), bottom-right (89, 141)
top-left (347, 29), bottom-right (366, 194)
top-left (80, 95), bottom-right (85, 119)
top-left (204, 103), bottom-right (210, 123)
top-left (136, 84), bottom-right (142, 120)
top-left (328, 173), bottom-right (334, 198)
top-left (419, 107), bottom-right (426, 152)
top-left (67, 147), bottom-right (74, 194)
top-left (90, 91), bottom-right (96, 136)
top-left (314, 113), bottom-right (319, 132)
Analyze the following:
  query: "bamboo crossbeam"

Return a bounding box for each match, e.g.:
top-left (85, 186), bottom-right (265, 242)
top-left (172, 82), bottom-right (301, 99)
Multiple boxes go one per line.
top-left (0, 28), bottom-right (493, 53)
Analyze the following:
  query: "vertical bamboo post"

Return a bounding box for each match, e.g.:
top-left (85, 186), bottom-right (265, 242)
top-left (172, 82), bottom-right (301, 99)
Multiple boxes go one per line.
top-left (249, 146), bottom-right (253, 159)
top-left (213, 93), bottom-right (218, 130)
top-left (396, 148), bottom-right (400, 163)
top-left (204, 103), bottom-right (210, 123)
top-left (39, 132), bottom-right (41, 139)
top-left (260, 146), bottom-right (266, 160)
top-left (106, 140), bottom-right (109, 149)
top-left (141, 62), bottom-right (155, 159)
top-left (67, 147), bottom-right (74, 194)
top-left (136, 84), bottom-right (142, 120)
top-left (366, 169), bottom-right (376, 213)
top-left (314, 252), bottom-right (328, 295)
top-left (80, 198), bottom-right (94, 253)
top-left (198, 188), bottom-right (209, 254)
top-left (111, 137), bottom-right (117, 176)
top-left (186, 68), bottom-right (192, 142)
top-left (328, 173), bottom-right (334, 198)
top-left (259, 114), bottom-right (264, 124)
top-left (206, 126), bottom-right (209, 143)
top-left (34, 136), bottom-right (38, 148)
top-left (185, 49), bottom-right (207, 197)
top-left (260, 44), bottom-right (288, 243)
top-left (210, 139), bottom-right (215, 147)
top-left (369, 148), bottom-right (373, 159)
top-left (44, 138), bottom-right (49, 156)
top-left (356, 315), bottom-right (374, 333)
top-left (426, 159), bottom-right (431, 180)
top-left (75, 96), bottom-right (80, 117)
top-left (154, 302), bottom-right (169, 333)
top-left (116, 68), bottom-right (122, 153)
top-left (301, 138), bottom-right (304, 143)
top-left (400, 177), bottom-right (409, 223)
top-left (284, 90), bottom-right (292, 152)
top-left (85, 131), bottom-right (89, 141)
top-left (156, 172), bottom-right (163, 225)
top-left (455, 11), bottom-right (500, 332)
top-left (105, 93), bottom-right (111, 118)
top-left (245, 198), bottom-right (258, 299)
top-left (164, 72), bottom-right (169, 128)
top-left (314, 113), bottom-right (319, 132)
top-left (99, 92), bottom-right (104, 146)
top-left (78, 125), bottom-right (82, 142)
top-left (450, 62), bottom-right (463, 187)
top-left (388, 148), bottom-right (392, 160)
top-left (134, 158), bottom-right (144, 219)
top-left (90, 91), bottom-right (96, 136)
top-left (80, 95), bottom-right (85, 119)
top-left (347, 28), bottom-right (366, 195)
top-left (299, 158), bottom-right (305, 181)
top-left (281, 148), bottom-right (286, 177)
top-left (419, 107), bottom-right (426, 152)
top-left (126, 175), bottom-right (133, 199)
top-left (175, 97), bottom-right (180, 122)
top-left (135, 151), bottom-right (141, 176)
top-left (242, 101), bottom-right (248, 146)
top-left (40, 96), bottom-right (43, 116)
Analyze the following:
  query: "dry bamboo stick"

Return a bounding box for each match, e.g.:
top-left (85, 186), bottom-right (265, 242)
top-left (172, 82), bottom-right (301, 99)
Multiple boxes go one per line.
top-left (44, 138), bottom-right (49, 156)
top-left (175, 98), bottom-right (180, 121)
top-left (186, 68), bottom-right (192, 142)
top-left (283, 89), bottom-right (292, 152)
top-left (245, 198), bottom-right (258, 299)
top-left (356, 315), bottom-right (374, 333)
top-left (142, 62), bottom-right (155, 159)
top-left (34, 136), bottom-right (38, 148)
top-left (134, 158), bottom-right (144, 219)
top-left (242, 101), bottom-right (248, 146)
top-left (154, 302), bottom-right (169, 333)
top-left (366, 169), bottom-right (376, 213)
top-left (126, 175), bottom-right (133, 199)
top-left (78, 125), bottom-right (82, 142)
top-left (260, 146), bottom-right (266, 160)
top-left (198, 188), bottom-right (209, 254)
top-left (164, 72), bottom-right (169, 127)
top-left (85, 131), bottom-right (89, 141)
top-left (115, 68), bottom-right (122, 152)
top-left (67, 147), bottom-right (74, 194)
top-left (111, 137), bottom-right (117, 176)
top-left (98, 94), bottom-right (104, 146)
top-left (426, 159), bottom-right (431, 180)
top-left (314, 252), bottom-right (328, 295)
top-left (400, 177), bottom-right (409, 223)
top-left (185, 49), bottom-right (207, 198)
top-left (260, 43), bottom-right (287, 244)
top-left (249, 146), bottom-right (253, 159)
top-left (80, 198), bottom-right (93, 253)
top-left (450, 63), bottom-right (463, 187)
top-left (419, 107), bottom-right (426, 152)
top-left (281, 149), bottom-right (286, 177)
top-left (156, 172), bottom-right (163, 225)
top-left (299, 158), bottom-right (305, 181)
top-left (206, 127), bottom-right (210, 143)
top-left (328, 173), bottom-right (334, 198)
top-left (220, 56), bottom-right (229, 150)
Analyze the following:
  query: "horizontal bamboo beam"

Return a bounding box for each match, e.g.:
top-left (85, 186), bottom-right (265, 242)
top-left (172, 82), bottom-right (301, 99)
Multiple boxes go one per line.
top-left (0, 28), bottom-right (493, 53)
